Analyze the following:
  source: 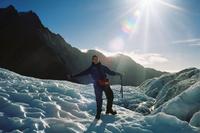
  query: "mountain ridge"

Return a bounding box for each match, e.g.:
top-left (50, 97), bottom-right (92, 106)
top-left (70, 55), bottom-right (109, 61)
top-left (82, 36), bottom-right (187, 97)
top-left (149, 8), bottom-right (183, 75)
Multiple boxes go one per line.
top-left (0, 5), bottom-right (166, 86)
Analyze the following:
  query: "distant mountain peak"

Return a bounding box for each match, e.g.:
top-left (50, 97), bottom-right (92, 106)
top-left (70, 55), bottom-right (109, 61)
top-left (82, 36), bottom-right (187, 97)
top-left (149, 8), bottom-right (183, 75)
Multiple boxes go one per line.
top-left (0, 5), bottom-right (43, 29)
top-left (0, 5), bottom-right (18, 15)
top-left (0, 5), bottom-right (165, 86)
top-left (3, 5), bottom-right (16, 11)
top-left (19, 10), bottom-right (44, 29)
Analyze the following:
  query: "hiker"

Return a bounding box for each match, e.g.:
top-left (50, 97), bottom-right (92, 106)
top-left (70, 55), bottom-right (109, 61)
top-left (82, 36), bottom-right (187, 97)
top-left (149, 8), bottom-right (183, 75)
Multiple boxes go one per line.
top-left (68, 55), bottom-right (122, 120)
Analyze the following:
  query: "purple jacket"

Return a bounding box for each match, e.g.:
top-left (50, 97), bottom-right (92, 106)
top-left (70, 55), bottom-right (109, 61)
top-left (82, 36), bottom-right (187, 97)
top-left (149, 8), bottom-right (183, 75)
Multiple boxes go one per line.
top-left (72, 62), bottom-right (121, 81)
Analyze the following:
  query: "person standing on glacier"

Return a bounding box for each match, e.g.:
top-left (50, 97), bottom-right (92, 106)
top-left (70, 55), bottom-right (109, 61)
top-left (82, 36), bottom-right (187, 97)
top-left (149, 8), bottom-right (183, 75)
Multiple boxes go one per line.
top-left (68, 55), bottom-right (122, 120)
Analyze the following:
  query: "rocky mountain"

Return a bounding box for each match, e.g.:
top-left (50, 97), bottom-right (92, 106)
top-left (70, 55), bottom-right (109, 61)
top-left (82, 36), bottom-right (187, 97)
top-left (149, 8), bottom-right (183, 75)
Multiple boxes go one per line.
top-left (0, 5), bottom-right (166, 86)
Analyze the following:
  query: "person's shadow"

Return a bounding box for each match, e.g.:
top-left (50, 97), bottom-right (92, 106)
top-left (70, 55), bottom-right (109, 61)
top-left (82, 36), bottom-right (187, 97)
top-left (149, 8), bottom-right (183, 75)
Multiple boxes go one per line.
top-left (84, 114), bottom-right (117, 133)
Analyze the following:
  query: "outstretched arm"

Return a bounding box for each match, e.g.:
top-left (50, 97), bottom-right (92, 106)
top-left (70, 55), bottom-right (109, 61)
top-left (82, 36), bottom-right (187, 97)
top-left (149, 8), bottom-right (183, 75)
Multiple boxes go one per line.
top-left (71, 66), bottom-right (91, 78)
top-left (104, 65), bottom-right (121, 76)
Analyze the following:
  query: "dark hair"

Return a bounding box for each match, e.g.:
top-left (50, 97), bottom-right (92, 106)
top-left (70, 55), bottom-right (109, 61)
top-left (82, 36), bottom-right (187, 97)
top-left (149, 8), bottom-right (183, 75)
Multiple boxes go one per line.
top-left (92, 55), bottom-right (98, 59)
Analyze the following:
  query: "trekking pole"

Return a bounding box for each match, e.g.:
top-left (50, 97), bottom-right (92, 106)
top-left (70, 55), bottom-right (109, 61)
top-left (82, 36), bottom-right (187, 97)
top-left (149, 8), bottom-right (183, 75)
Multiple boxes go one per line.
top-left (120, 75), bottom-right (123, 99)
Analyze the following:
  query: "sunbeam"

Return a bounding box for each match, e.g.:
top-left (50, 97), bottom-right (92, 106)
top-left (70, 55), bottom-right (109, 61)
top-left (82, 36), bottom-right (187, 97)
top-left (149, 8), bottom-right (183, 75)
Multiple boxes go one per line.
top-left (119, 0), bottom-right (185, 46)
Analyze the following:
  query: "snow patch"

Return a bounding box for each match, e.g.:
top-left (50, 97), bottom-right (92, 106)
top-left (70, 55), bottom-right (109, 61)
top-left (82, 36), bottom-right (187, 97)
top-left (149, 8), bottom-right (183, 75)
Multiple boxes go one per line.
top-left (0, 68), bottom-right (199, 133)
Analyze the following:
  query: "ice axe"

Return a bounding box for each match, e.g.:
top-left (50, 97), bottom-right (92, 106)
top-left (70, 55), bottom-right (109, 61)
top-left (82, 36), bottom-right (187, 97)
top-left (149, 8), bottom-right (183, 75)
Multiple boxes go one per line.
top-left (120, 75), bottom-right (123, 99)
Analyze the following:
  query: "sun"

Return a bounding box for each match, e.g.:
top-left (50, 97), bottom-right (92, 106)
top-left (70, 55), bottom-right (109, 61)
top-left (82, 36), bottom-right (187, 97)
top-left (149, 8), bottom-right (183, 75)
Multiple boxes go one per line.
top-left (142, 0), bottom-right (155, 6)
top-left (108, 0), bottom-right (184, 53)
top-left (141, 0), bottom-right (183, 10)
top-left (140, 0), bottom-right (160, 11)
top-left (121, 0), bottom-right (183, 36)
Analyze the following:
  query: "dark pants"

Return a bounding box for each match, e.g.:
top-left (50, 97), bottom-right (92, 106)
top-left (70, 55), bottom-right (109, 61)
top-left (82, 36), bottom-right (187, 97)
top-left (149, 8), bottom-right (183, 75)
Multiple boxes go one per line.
top-left (93, 82), bottom-right (114, 114)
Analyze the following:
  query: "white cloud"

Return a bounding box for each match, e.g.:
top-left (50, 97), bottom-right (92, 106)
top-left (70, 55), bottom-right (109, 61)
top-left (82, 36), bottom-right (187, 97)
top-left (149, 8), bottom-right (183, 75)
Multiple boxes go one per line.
top-left (128, 52), bottom-right (168, 65)
top-left (80, 48), bottom-right (118, 56)
top-left (80, 49), bottom-right (88, 53)
top-left (172, 38), bottom-right (200, 46)
top-left (189, 43), bottom-right (200, 46)
top-left (80, 48), bottom-right (168, 66)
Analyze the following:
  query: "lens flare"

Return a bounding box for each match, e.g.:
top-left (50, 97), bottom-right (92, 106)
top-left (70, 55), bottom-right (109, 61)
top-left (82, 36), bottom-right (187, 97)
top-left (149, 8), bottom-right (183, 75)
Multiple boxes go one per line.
top-left (121, 18), bottom-right (136, 33)
top-left (121, 9), bottom-right (141, 35)
top-left (108, 0), bottom-right (184, 53)
top-left (119, 0), bottom-right (184, 40)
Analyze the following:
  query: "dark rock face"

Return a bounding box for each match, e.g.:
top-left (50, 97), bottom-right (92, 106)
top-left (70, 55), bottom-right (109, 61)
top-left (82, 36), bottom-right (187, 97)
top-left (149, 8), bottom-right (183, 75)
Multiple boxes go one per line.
top-left (0, 5), bottom-right (67, 79)
top-left (0, 5), bottom-right (165, 86)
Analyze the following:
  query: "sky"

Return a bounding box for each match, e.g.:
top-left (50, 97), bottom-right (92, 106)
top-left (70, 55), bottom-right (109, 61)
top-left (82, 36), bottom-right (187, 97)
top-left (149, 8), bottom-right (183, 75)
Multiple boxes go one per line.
top-left (1, 0), bottom-right (200, 72)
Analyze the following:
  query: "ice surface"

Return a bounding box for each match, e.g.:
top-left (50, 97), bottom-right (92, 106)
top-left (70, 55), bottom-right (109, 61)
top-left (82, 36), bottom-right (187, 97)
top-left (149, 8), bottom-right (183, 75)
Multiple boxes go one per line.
top-left (155, 81), bottom-right (200, 122)
top-left (139, 68), bottom-right (200, 109)
top-left (0, 68), bottom-right (199, 133)
top-left (190, 111), bottom-right (200, 127)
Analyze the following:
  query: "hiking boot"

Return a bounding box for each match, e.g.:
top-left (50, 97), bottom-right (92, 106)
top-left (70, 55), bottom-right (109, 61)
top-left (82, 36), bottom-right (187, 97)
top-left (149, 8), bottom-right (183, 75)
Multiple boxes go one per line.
top-left (95, 113), bottom-right (101, 120)
top-left (95, 110), bottom-right (101, 120)
top-left (106, 110), bottom-right (117, 115)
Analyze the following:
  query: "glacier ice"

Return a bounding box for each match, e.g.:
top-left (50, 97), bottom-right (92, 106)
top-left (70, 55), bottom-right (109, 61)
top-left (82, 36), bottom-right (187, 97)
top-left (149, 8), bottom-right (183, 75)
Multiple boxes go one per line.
top-left (0, 68), bottom-right (199, 133)
top-left (140, 68), bottom-right (200, 110)
top-left (190, 111), bottom-right (200, 127)
top-left (155, 81), bottom-right (200, 121)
